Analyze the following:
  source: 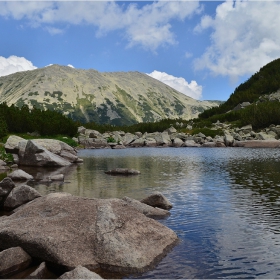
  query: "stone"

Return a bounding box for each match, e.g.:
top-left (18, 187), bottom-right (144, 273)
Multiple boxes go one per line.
top-left (8, 169), bottom-right (34, 181)
top-left (130, 138), bottom-right (145, 147)
top-left (4, 135), bottom-right (26, 153)
top-left (0, 247), bottom-right (32, 277)
top-left (172, 138), bottom-right (183, 147)
top-left (256, 132), bottom-right (276, 140)
top-left (122, 196), bottom-right (170, 219)
top-left (122, 133), bottom-right (137, 146)
top-left (49, 174), bottom-right (64, 181)
top-left (215, 142), bottom-right (226, 147)
top-left (140, 192), bottom-right (173, 210)
top-left (58, 265), bottom-right (103, 279)
top-left (12, 154), bottom-right (19, 164)
top-left (4, 185), bottom-right (42, 210)
top-left (19, 140), bottom-right (71, 167)
top-left (154, 132), bottom-right (171, 146)
top-left (224, 133), bottom-right (234, 146)
top-left (165, 127), bottom-right (177, 134)
top-left (26, 262), bottom-right (49, 279)
top-left (10, 164), bottom-right (18, 168)
top-left (77, 126), bottom-right (86, 134)
top-left (183, 140), bottom-right (201, 147)
top-left (135, 132), bottom-right (143, 138)
top-left (0, 177), bottom-right (15, 197)
top-left (0, 194), bottom-right (178, 273)
top-left (234, 140), bottom-right (280, 148)
top-left (105, 168), bottom-right (140, 175)
top-left (85, 129), bottom-right (101, 138)
top-left (0, 160), bottom-right (6, 166)
top-left (145, 138), bottom-right (157, 147)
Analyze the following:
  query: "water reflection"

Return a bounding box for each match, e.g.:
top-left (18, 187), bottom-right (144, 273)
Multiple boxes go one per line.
top-left (4, 147), bottom-right (280, 279)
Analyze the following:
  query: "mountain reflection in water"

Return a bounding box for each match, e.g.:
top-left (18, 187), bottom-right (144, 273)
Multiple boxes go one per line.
top-left (16, 147), bottom-right (280, 278)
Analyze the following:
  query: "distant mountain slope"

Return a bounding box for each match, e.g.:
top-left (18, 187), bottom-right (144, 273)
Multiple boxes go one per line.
top-left (0, 65), bottom-right (220, 125)
top-left (199, 58), bottom-right (280, 119)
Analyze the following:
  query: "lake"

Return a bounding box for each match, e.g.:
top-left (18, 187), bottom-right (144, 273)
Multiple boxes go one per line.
top-left (11, 147), bottom-right (280, 278)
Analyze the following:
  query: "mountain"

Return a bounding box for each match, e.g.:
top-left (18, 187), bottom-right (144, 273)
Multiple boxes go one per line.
top-left (0, 65), bottom-right (220, 125)
top-left (195, 58), bottom-right (280, 130)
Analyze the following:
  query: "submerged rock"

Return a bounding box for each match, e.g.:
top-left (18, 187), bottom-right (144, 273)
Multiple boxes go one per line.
top-left (0, 193), bottom-right (178, 273)
top-left (105, 168), bottom-right (140, 175)
top-left (26, 262), bottom-right (49, 279)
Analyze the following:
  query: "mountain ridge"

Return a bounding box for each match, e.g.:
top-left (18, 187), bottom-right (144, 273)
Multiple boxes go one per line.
top-left (0, 65), bottom-right (221, 125)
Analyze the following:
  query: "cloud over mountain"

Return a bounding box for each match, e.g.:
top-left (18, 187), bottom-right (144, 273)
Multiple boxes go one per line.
top-left (0, 56), bottom-right (37, 77)
top-left (147, 70), bottom-right (202, 100)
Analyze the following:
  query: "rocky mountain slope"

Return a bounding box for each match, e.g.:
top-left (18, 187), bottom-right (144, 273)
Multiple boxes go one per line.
top-left (0, 65), bottom-right (220, 125)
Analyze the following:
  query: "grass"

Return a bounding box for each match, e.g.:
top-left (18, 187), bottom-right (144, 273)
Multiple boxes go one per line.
top-left (0, 144), bottom-right (13, 162)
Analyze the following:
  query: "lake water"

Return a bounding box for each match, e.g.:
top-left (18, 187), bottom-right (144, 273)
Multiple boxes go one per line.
top-left (11, 147), bottom-right (280, 278)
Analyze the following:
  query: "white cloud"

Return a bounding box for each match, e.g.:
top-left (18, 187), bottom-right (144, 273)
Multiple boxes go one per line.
top-left (147, 70), bottom-right (202, 100)
top-left (0, 1), bottom-right (201, 51)
top-left (67, 64), bottom-right (74, 68)
top-left (194, 1), bottom-right (280, 80)
top-left (0, 55), bottom-right (37, 77)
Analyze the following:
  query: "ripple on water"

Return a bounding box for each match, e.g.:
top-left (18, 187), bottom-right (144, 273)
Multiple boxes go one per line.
top-left (13, 147), bottom-right (280, 279)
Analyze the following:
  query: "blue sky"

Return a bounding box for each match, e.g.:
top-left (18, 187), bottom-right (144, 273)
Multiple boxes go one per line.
top-left (1, 1), bottom-right (280, 101)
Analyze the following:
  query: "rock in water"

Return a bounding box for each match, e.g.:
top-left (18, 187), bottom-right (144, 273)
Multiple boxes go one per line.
top-left (0, 193), bottom-right (178, 273)
top-left (7, 169), bottom-right (34, 181)
top-left (141, 192), bottom-right (173, 210)
top-left (26, 262), bottom-right (49, 279)
top-left (105, 168), bottom-right (140, 175)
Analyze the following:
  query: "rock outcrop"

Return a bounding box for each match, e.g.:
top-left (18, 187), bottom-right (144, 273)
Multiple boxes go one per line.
top-left (0, 193), bottom-right (178, 273)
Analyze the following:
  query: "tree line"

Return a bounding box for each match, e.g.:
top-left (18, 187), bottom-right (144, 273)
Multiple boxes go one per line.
top-left (0, 103), bottom-right (77, 139)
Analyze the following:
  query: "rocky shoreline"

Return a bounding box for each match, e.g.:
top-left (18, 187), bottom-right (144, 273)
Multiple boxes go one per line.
top-left (0, 174), bottom-right (177, 279)
top-left (75, 123), bottom-right (280, 149)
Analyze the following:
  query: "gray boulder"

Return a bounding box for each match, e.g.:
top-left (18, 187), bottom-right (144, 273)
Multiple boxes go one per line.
top-left (4, 135), bottom-right (26, 153)
top-left (58, 265), bottom-right (103, 279)
top-left (122, 196), bottom-right (170, 219)
top-left (140, 192), bottom-right (173, 210)
top-left (172, 138), bottom-right (184, 147)
top-left (4, 185), bottom-right (42, 210)
top-left (0, 247), bottom-right (32, 277)
top-left (19, 140), bottom-right (71, 167)
top-left (122, 133), bottom-right (138, 146)
top-left (224, 133), bottom-right (234, 146)
top-left (8, 169), bottom-right (34, 181)
top-left (183, 140), bottom-right (201, 147)
top-left (164, 127), bottom-right (177, 134)
top-left (145, 138), bottom-right (157, 147)
top-left (202, 142), bottom-right (217, 147)
top-left (234, 140), bottom-right (280, 148)
top-left (0, 193), bottom-right (178, 273)
top-left (49, 174), bottom-right (64, 181)
top-left (130, 138), bottom-right (145, 147)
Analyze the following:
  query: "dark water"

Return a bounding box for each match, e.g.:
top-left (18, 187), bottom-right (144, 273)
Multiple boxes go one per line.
top-left (11, 147), bottom-right (280, 278)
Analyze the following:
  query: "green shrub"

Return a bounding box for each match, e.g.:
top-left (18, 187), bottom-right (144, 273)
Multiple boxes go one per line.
top-left (0, 145), bottom-right (13, 162)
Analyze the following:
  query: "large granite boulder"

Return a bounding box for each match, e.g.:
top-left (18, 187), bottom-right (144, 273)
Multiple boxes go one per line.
top-left (4, 185), bottom-right (42, 211)
top-left (0, 193), bottom-right (178, 273)
top-left (141, 192), bottom-right (173, 210)
top-left (58, 265), bottom-right (103, 279)
top-left (0, 247), bottom-right (32, 278)
top-left (18, 140), bottom-right (72, 167)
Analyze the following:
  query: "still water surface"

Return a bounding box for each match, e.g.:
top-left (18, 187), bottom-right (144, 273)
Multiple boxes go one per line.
top-left (22, 147), bottom-right (280, 278)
